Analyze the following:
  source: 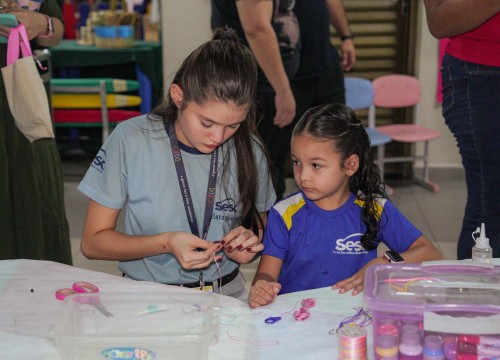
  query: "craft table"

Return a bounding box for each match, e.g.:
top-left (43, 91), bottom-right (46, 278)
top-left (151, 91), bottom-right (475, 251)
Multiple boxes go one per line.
top-left (49, 40), bottom-right (163, 113)
top-left (0, 259), bottom-right (374, 359)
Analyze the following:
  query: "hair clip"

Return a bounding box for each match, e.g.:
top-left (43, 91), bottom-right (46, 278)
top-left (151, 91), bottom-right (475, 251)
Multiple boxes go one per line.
top-left (265, 316), bottom-right (282, 324)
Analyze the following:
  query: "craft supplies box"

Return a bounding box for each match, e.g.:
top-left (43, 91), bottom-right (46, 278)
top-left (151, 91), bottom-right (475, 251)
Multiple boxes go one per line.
top-left (52, 292), bottom-right (219, 360)
top-left (364, 261), bottom-right (500, 360)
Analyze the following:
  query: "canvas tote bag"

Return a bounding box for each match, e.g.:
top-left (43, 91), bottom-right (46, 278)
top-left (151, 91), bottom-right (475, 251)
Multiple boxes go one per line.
top-left (2, 23), bottom-right (54, 142)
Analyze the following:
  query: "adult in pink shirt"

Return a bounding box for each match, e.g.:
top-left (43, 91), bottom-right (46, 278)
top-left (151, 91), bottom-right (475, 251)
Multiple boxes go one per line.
top-left (424, 1), bottom-right (500, 259)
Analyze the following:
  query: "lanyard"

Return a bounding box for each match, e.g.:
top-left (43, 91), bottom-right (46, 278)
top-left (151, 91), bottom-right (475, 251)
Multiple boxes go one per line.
top-left (164, 123), bottom-right (218, 239)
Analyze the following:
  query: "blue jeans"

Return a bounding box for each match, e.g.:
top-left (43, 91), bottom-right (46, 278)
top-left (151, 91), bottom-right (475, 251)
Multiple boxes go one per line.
top-left (441, 54), bottom-right (500, 259)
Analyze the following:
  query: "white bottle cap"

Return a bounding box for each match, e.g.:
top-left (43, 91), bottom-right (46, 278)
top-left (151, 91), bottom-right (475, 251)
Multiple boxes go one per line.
top-left (475, 223), bottom-right (490, 249)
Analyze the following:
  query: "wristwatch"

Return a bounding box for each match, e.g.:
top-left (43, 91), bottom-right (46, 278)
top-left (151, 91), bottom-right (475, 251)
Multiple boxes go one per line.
top-left (384, 250), bottom-right (404, 263)
top-left (340, 34), bottom-right (355, 42)
top-left (38, 15), bottom-right (54, 39)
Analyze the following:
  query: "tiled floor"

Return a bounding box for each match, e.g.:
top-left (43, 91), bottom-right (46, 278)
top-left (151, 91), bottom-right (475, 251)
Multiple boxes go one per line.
top-left (63, 157), bottom-right (466, 291)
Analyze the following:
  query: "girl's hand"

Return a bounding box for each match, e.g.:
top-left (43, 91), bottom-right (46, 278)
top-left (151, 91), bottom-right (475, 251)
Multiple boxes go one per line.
top-left (221, 226), bottom-right (264, 264)
top-left (248, 279), bottom-right (281, 308)
top-left (166, 232), bottom-right (223, 270)
top-left (332, 271), bottom-right (365, 296)
top-left (332, 257), bottom-right (386, 295)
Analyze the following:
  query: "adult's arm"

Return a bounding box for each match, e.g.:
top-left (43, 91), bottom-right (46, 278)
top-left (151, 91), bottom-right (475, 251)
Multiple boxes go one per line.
top-left (0, 10), bottom-right (63, 45)
top-left (80, 199), bottom-right (222, 270)
top-left (236, 0), bottom-right (295, 127)
top-left (423, 0), bottom-right (500, 38)
top-left (19, 10), bottom-right (63, 46)
top-left (327, 0), bottom-right (356, 71)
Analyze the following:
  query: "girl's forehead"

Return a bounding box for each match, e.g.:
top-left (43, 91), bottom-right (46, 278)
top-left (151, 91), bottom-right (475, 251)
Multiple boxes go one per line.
top-left (293, 133), bottom-right (335, 146)
top-left (187, 99), bottom-right (249, 124)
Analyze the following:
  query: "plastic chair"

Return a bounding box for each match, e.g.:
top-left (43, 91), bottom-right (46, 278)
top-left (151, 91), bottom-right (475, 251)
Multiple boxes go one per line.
top-left (51, 78), bottom-right (141, 149)
top-left (371, 74), bottom-right (441, 192)
top-left (344, 76), bottom-right (393, 185)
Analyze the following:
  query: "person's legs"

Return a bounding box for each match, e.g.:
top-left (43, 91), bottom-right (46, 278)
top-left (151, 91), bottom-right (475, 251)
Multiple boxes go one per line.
top-left (255, 87), bottom-right (290, 199)
top-left (467, 61), bottom-right (500, 258)
top-left (441, 54), bottom-right (500, 259)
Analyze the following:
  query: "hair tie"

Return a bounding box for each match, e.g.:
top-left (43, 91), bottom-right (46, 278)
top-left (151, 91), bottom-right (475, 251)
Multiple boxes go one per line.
top-left (219, 31), bottom-right (233, 41)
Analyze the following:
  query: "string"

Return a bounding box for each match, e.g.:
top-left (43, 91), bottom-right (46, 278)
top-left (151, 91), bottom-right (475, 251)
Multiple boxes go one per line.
top-left (219, 307), bottom-right (263, 325)
top-left (210, 250), bottom-right (223, 295)
top-left (330, 307), bottom-right (372, 334)
top-left (266, 298), bottom-right (317, 324)
top-left (226, 331), bottom-right (280, 346)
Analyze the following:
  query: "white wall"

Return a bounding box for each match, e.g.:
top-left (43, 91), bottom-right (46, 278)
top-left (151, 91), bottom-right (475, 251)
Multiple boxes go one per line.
top-left (160, 2), bottom-right (462, 169)
top-left (161, 0), bottom-right (212, 90)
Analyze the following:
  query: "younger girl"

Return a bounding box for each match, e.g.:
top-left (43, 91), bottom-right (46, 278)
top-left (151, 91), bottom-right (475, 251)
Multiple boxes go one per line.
top-left (78, 29), bottom-right (276, 300)
top-left (248, 103), bottom-right (441, 308)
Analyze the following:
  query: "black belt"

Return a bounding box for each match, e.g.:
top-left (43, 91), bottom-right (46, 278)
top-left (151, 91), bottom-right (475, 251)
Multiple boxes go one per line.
top-left (170, 268), bottom-right (239, 288)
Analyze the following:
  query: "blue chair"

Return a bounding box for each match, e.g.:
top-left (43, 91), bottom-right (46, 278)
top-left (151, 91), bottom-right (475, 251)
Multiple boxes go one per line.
top-left (344, 76), bottom-right (393, 189)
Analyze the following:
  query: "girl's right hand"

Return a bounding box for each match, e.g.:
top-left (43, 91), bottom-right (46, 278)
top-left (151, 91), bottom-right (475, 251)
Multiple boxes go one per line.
top-left (166, 232), bottom-right (223, 270)
top-left (248, 279), bottom-right (281, 308)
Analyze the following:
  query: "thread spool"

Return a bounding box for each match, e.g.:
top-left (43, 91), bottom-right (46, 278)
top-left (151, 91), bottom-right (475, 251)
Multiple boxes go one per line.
top-left (338, 325), bottom-right (367, 360)
top-left (399, 333), bottom-right (423, 360)
top-left (375, 335), bottom-right (399, 360)
top-left (423, 335), bottom-right (444, 360)
top-left (378, 322), bottom-right (399, 338)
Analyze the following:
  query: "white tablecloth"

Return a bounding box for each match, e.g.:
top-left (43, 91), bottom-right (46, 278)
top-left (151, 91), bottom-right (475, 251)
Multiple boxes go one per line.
top-left (0, 259), bottom-right (374, 359)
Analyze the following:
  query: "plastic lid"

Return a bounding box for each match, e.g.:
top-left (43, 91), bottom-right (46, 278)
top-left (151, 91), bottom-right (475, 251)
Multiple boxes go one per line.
top-left (401, 333), bottom-right (420, 346)
top-left (377, 335), bottom-right (397, 349)
top-left (475, 223), bottom-right (491, 249)
top-left (402, 324), bottom-right (419, 335)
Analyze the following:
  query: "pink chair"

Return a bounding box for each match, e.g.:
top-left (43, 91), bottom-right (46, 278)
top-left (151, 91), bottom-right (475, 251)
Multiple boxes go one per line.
top-left (372, 74), bottom-right (441, 192)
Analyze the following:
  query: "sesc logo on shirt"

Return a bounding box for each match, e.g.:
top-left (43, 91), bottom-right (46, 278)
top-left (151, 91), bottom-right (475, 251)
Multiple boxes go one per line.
top-left (332, 233), bottom-right (368, 255)
top-left (212, 197), bottom-right (238, 223)
top-left (91, 148), bottom-right (107, 173)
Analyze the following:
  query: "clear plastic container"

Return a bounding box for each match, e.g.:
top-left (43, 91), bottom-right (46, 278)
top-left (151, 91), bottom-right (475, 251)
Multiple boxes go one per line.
top-left (52, 292), bottom-right (219, 360)
top-left (364, 261), bottom-right (500, 360)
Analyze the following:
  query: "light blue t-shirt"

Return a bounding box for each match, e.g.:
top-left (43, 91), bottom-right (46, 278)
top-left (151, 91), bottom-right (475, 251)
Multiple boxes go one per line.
top-left (263, 191), bottom-right (422, 294)
top-left (78, 115), bottom-right (276, 283)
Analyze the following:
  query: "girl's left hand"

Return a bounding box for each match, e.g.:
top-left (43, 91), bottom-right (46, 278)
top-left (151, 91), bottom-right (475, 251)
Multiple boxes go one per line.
top-left (332, 271), bottom-right (365, 296)
top-left (221, 226), bottom-right (263, 264)
top-left (332, 257), bottom-right (386, 295)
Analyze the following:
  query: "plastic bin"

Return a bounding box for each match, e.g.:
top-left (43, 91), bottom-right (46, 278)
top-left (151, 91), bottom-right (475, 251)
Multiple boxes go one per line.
top-left (94, 25), bottom-right (134, 48)
top-left (364, 261), bottom-right (500, 360)
top-left (52, 292), bottom-right (219, 359)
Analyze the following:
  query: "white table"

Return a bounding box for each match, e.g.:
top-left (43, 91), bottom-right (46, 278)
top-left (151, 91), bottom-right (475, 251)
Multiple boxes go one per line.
top-left (0, 260), bottom-right (374, 359)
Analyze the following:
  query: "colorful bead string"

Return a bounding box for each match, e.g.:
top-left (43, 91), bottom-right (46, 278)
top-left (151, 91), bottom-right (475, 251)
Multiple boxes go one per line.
top-left (293, 298), bottom-right (316, 321)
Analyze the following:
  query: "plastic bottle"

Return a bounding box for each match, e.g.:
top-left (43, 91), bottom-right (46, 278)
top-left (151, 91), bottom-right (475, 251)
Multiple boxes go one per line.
top-left (423, 335), bottom-right (445, 360)
top-left (471, 223), bottom-right (493, 264)
top-left (399, 333), bottom-right (423, 360)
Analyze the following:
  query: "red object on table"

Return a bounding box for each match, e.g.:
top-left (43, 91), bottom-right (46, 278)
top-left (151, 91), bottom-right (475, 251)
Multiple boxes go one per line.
top-left (63, 2), bottom-right (77, 39)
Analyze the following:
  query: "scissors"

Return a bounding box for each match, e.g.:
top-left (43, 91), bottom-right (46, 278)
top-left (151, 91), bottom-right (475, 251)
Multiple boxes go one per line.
top-left (55, 281), bottom-right (113, 317)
